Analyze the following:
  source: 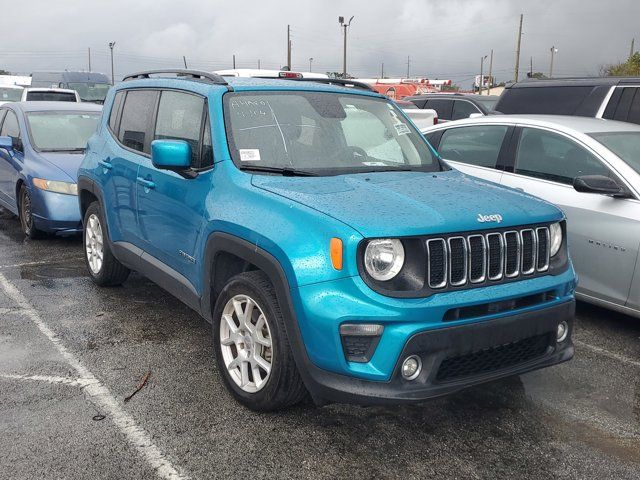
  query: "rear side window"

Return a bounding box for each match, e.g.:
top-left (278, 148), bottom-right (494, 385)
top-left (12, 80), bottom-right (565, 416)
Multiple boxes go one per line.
top-left (26, 91), bottom-right (76, 102)
top-left (118, 90), bottom-right (158, 154)
top-left (109, 91), bottom-right (125, 133)
top-left (514, 127), bottom-right (610, 184)
top-left (154, 91), bottom-right (206, 166)
top-left (452, 100), bottom-right (480, 120)
top-left (439, 125), bottom-right (508, 168)
top-left (603, 87), bottom-right (640, 125)
top-left (1, 110), bottom-right (20, 138)
top-left (496, 86), bottom-right (593, 114)
top-left (425, 99), bottom-right (453, 120)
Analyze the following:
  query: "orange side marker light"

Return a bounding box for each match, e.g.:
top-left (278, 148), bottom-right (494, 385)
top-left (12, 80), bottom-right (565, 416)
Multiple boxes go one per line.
top-left (330, 238), bottom-right (343, 270)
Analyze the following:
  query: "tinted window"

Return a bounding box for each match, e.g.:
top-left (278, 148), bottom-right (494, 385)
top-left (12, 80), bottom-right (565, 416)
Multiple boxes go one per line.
top-left (425, 99), bottom-right (453, 120)
top-left (1, 110), bottom-right (20, 138)
top-left (439, 125), bottom-right (508, 168)
top-left (154, 91), bottom-right (205, 166)
top-left (410, 99), bottom-right (427, 109)
top-left (496, 86), bottom-right (593, 114)
top-left (612, 87), bottom-right (636, 122)
top-left (25, 91), bottom-right (77, 102)
top-left (452, 100), bottom-right (480, 120)
top-left (604, 87), bottom-right (640, 125)
top-left (515, 127), bottom-right (610, 184)
top-left (118, 90), bottom-right (158, 154)
top-left (109, 91), bottom-right (125, 133)
top-left (200, 117), bottom-right (213, 169)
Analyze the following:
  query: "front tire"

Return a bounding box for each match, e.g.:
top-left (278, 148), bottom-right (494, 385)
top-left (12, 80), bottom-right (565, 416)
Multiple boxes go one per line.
top-left (213, 271), bottom-right (307, 411)
top-left (19, 185), bottom-right (44, 239)
top-left (83, 201), bottom-right (130, 286)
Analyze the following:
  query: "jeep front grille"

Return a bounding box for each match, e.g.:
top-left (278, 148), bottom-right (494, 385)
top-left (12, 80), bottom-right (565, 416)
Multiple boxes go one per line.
top-left (426, 227), bottom-right (550, 289)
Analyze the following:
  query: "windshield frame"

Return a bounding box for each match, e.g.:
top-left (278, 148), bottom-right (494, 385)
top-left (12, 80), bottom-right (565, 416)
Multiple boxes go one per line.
top-left (25, 110), bottom-right (101, 153)
top-left (223, 90), bottom-right (446, 177)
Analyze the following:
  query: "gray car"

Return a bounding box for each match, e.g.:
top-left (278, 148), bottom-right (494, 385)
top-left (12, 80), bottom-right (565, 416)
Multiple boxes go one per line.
top-left (422, 115), bottom-right (640, 318)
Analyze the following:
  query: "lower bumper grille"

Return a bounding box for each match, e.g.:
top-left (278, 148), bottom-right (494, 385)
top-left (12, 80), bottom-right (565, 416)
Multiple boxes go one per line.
top-left (435, 333), bottom-right (553, 382)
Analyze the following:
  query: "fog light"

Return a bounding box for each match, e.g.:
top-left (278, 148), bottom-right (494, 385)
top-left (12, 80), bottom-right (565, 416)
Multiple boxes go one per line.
top-left (401, 355), bottom-right (422, 380)
top-left (557, 321), bottom-right (569, 343)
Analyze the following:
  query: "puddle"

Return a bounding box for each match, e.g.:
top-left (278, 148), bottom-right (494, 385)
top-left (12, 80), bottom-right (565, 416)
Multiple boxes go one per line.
top-left (20, 262), bottom-right (88, 281)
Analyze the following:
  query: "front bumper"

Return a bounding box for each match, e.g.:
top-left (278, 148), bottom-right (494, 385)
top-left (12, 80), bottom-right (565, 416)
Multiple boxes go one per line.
top-left (31, 188), bottom-right (82, 234)
top-left (299, 299), bottom-right (574, 405)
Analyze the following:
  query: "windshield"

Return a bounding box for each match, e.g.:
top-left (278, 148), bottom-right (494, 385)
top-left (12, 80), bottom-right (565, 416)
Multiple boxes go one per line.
top-left (224, 91), bottom-right (442, 175)
top-left (590, 132), bottom-right (640, 175)
top-left (0, 87), bottom-right (23, 102)
top-left (473, 96), bottom-right (499, 111)
top-left (67, 82), bottom-right (110, 103)
top-left (26, 112), bottom-right (100, 152)
top-left (26, 91), bottom-right (77, 102)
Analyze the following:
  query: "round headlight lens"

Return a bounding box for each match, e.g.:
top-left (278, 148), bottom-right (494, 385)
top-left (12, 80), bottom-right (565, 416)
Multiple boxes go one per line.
top-left (364, 239), bottom-right (405, 281)
top-left (549, 222), bottom-right (563, 257)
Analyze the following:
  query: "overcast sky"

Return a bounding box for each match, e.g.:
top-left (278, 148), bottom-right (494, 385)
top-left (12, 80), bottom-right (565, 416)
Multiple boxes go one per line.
top-left (2, 0), bottom-right (639, 86)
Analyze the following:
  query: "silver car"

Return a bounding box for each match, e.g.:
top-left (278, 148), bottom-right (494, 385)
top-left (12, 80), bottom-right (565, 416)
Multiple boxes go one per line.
top-left (422, 115), bottom-right (640, 318)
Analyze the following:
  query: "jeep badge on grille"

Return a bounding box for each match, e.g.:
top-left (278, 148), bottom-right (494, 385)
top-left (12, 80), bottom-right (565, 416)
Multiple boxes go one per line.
top-left (477, 214), bottom-right (503, 223)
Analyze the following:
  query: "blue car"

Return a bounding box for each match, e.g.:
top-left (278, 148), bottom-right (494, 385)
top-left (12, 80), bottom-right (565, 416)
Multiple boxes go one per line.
top-left (78, 70), bottom-right (576, 411)
top-left (0, 101), bottom-right (102, 238)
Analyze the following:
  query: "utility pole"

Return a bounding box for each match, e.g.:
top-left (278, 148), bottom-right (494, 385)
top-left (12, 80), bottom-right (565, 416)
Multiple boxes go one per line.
top-left (233, 54), bottom-right (236, 69)
top-left (258, 59), bottom-right (261, 69)
top-left (549, 46), bottom-right (557, 78)
top-left (287, 25), bottom-right (292, 70)
top-left (487, 49), bottom-right (493, 95)
top-left (631, 38), bottom-right (635, 59)
top-left (339, 16), bottom-right (354, 78)
top-left (406, 56), bottom-right (410, 78)
top-left (183, 56), bottom-right (188, 69)
top-left (381, 62), bottom-right (384, 79)
top-left (530, 56), bottom-right (533, 77)
top-left (108, 42), bottom-right (116, 85)
top-left (479, 54), bottom-right (487, 94)
top-left (88, 47), bottom-right (91, 71)
top-left (309, 57), bottom-right (313, 72)
top-left (514, 13), bottom-right (523, 82)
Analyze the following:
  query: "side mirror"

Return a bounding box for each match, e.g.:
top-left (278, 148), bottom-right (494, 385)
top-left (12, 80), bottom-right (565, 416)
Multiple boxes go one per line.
top-left (0, 136), bottom-right (12, 151)
top-left (151, 139), bottom-right (191, 171)
top-left (573, 175), bottom-right (624, 196)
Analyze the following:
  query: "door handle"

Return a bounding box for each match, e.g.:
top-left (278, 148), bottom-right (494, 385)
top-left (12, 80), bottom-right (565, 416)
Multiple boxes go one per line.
top-left (98, 159), bottom-right (113, 170)
top-left (136, 177), bottom-right (156, 190)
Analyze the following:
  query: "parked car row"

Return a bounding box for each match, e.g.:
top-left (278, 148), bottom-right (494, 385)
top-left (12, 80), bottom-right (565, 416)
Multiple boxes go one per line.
top-left (0, 70), bottom-right (635, 413)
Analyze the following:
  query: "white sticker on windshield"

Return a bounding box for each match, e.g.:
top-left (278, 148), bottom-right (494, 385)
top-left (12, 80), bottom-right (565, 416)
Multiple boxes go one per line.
top-left (394, 123), bottom-right (411, 136)
top-left (362, 161), bottom-right (386, 166)
top-left (239, 149), bottom-right (261, 161)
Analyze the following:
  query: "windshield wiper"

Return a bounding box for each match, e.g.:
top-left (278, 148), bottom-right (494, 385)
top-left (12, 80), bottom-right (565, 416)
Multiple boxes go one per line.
top-left (239, 165), bottom-right (318, 176)
top-left (40, 148), bottom-right (86, 153)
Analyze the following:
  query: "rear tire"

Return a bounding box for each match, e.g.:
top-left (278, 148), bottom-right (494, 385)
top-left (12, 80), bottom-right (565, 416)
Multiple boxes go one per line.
top-left (19, 185), bottom-right (44, 239)
top-left (212, 271), bottom-right (307, 411)
top-left (83, 201), bottom-right (130, 286)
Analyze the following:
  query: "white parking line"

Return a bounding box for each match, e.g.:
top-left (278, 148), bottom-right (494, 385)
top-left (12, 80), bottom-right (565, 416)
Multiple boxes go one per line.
top-left (0, 373), bottom-right (89, 386)
top-left (0, 272), bottom-right (188, 480)
top-left (575, 340), bottom-right (640, 369)
top-left (0, 256), bottom-right (84, 270)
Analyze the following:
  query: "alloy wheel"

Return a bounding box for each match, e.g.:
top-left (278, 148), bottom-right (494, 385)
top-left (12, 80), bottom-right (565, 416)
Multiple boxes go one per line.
top-left (85, 213), bottom-right (104, 275)
top-left (219, 294), bottom-right (273, 393)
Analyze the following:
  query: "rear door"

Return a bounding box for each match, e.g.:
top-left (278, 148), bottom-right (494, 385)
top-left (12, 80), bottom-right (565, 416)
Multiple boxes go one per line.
top-left (136, 89), bottom-right (212, 283)
top-left (434, 124), bottom-right (511, 184)
top-left (499, 126), bottom-right (639, 306)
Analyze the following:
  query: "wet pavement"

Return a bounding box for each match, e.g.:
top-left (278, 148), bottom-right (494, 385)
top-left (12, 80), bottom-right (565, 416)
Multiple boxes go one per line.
top-left (0, 206), bottom-right (639, 479)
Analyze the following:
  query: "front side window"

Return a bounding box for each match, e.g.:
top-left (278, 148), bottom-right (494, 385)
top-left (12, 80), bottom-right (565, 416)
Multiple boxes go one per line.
top-left (26, 112), bottom-right (100, 152)
top-left (515, 127), bottom-right (610, 184)
top-left (0, 110), bottom-right (20, 139)
top-left (439, 125), bottom-right (509, 168)
top-left (452, 101), bottom-right (479, 120)
top-left (118, 90), bottom-right (158, 154)
top-left (590, 131), bottom-right (640, 176)
top-left (425, 99), bottom-right (453, 120)
top-left (224, 91), bottom-right (442, 175)
top-left (154, 91), bottom-right (205, 166)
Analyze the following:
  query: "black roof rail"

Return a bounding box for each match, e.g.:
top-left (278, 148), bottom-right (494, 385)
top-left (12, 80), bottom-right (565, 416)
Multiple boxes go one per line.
top-left (283, 77), bottom-right (376, 92)
top-left (122, 69), bottom-right (230, 87)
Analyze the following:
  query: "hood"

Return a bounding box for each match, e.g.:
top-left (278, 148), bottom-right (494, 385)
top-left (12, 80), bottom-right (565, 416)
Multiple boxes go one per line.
top-left (252, 170), bottom-right (562, 238)
top-left (37, 152), bottom-right (85, 182)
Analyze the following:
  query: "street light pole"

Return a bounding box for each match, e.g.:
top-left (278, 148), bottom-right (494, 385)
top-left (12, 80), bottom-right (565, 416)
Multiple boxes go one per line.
top-left (108, 42), bottom-right (116, 85)
top-left (479, 55), bottom-right (487, 94)
top-left (487, 49), bottom-right (493, 95)
top-left (339, 16), bottom-right (354, 78)
top-left (549, 46), bottom-right (557, 78)
top-left (309, 57), bottom-right (313, 72)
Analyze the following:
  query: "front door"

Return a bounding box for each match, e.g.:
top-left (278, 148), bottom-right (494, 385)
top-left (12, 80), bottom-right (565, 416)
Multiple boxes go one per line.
top-left (0, 110), bottom-right (23, 210)
top-left (136, 90), bottom-right (212, 284)
top-left (500, 126), bottom-right (640, 306)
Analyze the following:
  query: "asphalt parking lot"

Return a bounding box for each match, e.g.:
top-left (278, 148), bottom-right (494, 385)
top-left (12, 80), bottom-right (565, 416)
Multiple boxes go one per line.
top-left (0, 207), bottom-right (638, 480)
